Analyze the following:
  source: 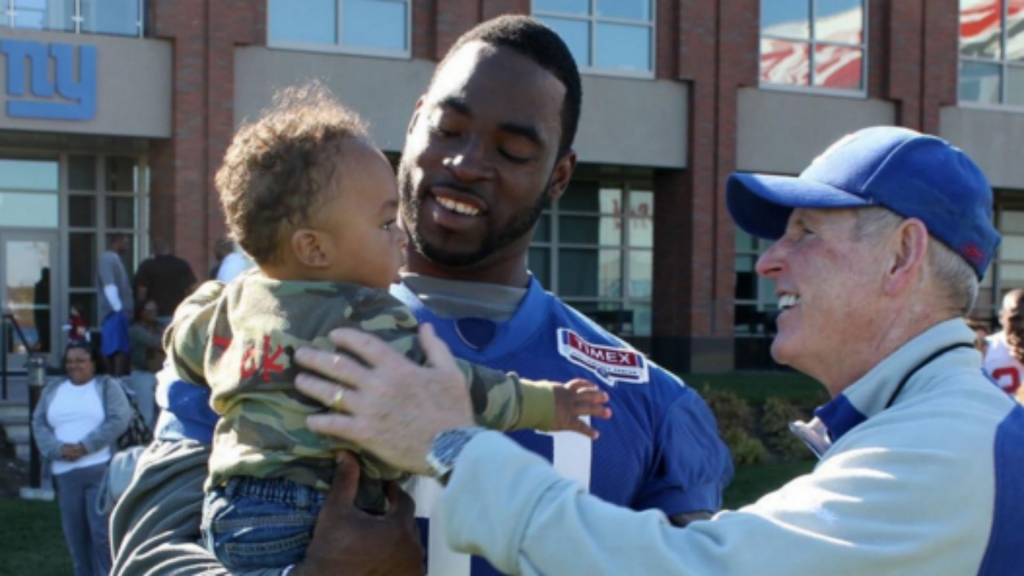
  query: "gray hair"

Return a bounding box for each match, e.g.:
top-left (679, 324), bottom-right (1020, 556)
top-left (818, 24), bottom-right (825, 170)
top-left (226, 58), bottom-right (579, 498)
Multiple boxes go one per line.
top-left (854, 207), bottom-right (979, 315)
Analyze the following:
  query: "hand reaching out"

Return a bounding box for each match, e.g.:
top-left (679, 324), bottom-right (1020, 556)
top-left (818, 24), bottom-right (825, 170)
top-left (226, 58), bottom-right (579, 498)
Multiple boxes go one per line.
top-left (551, 379), bottom-right (612, 439)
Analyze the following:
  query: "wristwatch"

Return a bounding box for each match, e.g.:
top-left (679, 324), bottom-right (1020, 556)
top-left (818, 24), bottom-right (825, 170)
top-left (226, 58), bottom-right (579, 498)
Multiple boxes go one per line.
top-left (426, 427), bottom-right (485, 482)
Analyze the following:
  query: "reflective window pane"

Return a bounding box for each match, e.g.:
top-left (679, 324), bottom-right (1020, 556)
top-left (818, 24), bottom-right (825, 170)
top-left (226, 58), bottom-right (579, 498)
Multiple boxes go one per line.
top-left (631, 302), bottom-right (651, 337)
top-left (761, 0), bottom-right (810, 40)
top-left (595, 23), bottom-right (651, 71)
top-left (13, 0), bottom-right (74, 31)
top-left (558, 249), bottom-right (622, 298)
top-left (105, 157), bottom-right (137, 192)
top-left (0, 193), bottom-right (58, 227)
top-left (528, 247), bottom-right (551, 288)
top-left (813, 45), bottom-right (862, 89)
top-left (959, 0), bottom-right (1002, 59)
top-left (534, 0), bottom-right (590, 15)
top-left (816, 0), bottom-right (864, 45)
top-left (1002, 210), bottom-right (1024, 233)
top-left (342, 0), bottom-right (407, 52)
top-left (735, 228), bottom-right (759, 252)
top-left (4, 239), bottom-right (52, 353)
top-left (69, 232), bottom-right (96, 288)
top-left (627, 250), bottom-right (651, 299)
top-left (533, 213), bottom-right (551, 242)
top-left (561, 216), bottom-right (623, 245)
top-left (559, 181), bottom-right (602, 212)
top-left (598, 187), bottom-right (622, 215)
top-left (959, 61), bottom-right (1002, 103)
top-left (269, 0), bottom-right (337, 45)
top-left (1000, 235), bottom-right (1024, 256)
top-left (735, 255), bottom-right (758, 300)
top-left (69, 195), bottom-right (96, 227)
top-left (80, 0), bottom-right (140, 36)
top-left (1008, 65), bottom-right (1024, 106)
top-left (596, 0), bottom-right (651, 22)
top-left (760, 39), bottom-right (810, 85)
top-left (69, 155), bottom-right (97, 190)
top-left (106, 196), bottom-right (135, 228)
top-left (1010, 1), bottom-right (1024, 61)
top-left (627, 191), bottom-right (653, 248)
top-left (0, 158), bottom-right (59, 190)
top-left (540, 16), bottom-right (590, 67)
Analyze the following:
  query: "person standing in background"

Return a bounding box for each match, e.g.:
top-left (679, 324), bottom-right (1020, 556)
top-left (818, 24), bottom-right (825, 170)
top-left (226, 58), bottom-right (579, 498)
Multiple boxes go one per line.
top-left (97, 234), bottom-right (133, 377)
top-left (128, 300), bottom-right (165, 428)
top-left (134, 238), bottom-right (197, 327)
top-left (985, 289), bottom-right (1024, 400)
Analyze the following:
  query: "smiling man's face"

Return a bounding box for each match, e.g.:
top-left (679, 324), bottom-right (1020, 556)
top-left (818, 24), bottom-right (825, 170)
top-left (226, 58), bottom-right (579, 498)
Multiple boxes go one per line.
top-left (397, 41), bottom-right (568, 270)
top-left (755, 208), bottom-right (887, 376)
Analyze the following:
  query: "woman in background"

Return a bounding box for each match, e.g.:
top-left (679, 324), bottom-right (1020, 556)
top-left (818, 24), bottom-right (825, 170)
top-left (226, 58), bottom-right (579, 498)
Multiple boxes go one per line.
top-left (128, 300), bottom-right (165, 427)
top-left (32, 344), bottom-right (132, 576)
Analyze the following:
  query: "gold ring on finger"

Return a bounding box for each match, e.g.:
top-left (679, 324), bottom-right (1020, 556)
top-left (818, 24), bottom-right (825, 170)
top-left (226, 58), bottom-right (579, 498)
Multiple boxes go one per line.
top-left (330, 387), bottom-right (346, 412)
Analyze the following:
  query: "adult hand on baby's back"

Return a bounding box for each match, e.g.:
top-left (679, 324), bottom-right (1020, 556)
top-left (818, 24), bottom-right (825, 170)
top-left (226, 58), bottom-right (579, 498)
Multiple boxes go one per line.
top-left (292, 452), bottom-right (424, 576)
top-left (294, 323), bottom-right (476, 475)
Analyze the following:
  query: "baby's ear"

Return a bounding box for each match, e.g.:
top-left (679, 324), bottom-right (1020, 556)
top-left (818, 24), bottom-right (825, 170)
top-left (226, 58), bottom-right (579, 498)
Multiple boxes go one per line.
top-left (291, 229), bottom-right (330, 268)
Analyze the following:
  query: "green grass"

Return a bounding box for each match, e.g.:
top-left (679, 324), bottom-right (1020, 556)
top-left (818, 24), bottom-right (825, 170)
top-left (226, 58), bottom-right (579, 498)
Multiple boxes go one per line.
top-left (0, 498), bottom-right (72, 576)
top-left (723, 461), bottom-right (817, 509)
top-left (684, 371), bottom-right (829, 404)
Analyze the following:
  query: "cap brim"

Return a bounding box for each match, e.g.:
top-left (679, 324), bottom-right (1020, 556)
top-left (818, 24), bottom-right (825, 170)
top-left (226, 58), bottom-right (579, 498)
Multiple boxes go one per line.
top-left (726, 173), bottom-right (873, 240)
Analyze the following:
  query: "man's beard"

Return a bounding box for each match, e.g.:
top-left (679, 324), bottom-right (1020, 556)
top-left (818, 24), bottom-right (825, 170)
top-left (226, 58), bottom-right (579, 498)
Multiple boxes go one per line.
top-left (398, 160), bottom-right (548, 268)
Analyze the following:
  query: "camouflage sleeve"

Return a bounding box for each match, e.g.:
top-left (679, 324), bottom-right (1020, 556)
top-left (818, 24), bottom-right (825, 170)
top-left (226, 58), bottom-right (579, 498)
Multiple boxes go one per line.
top-left (163, 280), bottom-right (225, 388)
top-left (345, 290), bottom-right (556, 430)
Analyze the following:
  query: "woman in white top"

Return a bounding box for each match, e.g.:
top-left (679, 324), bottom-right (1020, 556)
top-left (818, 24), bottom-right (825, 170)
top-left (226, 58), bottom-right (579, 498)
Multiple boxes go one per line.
top-left (32, 344), bottom-right (132, 576)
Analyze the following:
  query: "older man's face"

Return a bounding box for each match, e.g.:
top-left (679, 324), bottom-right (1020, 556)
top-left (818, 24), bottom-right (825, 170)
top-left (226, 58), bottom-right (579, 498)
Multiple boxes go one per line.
top-left (755, 208), bottom-right (885, 376)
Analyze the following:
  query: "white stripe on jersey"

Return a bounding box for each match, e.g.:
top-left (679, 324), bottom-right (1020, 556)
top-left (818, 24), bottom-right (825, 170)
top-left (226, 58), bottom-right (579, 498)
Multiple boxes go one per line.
top-left (411, 424), bottom-right (593, 576)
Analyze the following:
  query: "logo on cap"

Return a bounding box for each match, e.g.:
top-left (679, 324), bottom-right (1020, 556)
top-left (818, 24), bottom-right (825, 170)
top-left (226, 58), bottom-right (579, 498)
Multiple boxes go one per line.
top-left (960, 243), bottom-right (986, 268)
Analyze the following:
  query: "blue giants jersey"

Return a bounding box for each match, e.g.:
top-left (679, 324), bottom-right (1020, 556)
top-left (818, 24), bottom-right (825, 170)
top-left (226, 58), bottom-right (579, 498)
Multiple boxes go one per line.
top-left (392, 278), bottom-right (733, 576)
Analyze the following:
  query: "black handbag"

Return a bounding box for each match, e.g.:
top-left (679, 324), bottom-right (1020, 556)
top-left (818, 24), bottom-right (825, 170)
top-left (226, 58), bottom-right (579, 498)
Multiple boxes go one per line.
top-left (114, 379), bottom-right (153, 450)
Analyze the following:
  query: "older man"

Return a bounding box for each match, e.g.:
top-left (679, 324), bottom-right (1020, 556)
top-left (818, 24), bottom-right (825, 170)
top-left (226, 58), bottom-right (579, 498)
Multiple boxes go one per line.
top-left (296, 126), bottom-right (1024, 575)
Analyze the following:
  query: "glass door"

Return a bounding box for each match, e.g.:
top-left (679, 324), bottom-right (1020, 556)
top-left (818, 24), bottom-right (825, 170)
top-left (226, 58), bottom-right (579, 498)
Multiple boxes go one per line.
top-left (1, 231), bottom-right (59, 370)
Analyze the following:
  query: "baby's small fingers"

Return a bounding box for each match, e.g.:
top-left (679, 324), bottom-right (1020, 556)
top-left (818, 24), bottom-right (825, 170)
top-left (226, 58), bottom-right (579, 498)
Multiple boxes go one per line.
top-left (566, 379), bottom-right (599, 393)
top-left (567, 419), bottom-right (600, 439)
top-left (574, 404), bottom-right (613, 420)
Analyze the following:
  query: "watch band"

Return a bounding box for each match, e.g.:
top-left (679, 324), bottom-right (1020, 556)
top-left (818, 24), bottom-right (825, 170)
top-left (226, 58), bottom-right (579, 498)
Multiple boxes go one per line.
top-left (426, 427), bottom-right (485, 481)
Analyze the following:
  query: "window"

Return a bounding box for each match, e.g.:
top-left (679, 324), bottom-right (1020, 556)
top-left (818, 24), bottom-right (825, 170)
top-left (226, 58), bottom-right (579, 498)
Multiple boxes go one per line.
top-left (529, 179), bottom-right (654, 337)
top-left (533, 0), bottom-right (654, 76)
top-left (0, 0), bottom-right (144, 36)
top-left (759, 0), bottom-right (867, 92)
top-left (66, 154), bottom-right (145, 327)
top-left (734, 228), bottom-right (784, 369)
top-left (268, 0), bottom-right (410, 58)
top-left (959, 0), bottom-right (1024, 107)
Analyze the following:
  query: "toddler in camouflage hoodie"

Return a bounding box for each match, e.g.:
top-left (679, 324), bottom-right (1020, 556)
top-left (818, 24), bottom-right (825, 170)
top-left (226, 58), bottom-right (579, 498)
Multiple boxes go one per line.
top-left (164, 84), bottom-right (610, 571)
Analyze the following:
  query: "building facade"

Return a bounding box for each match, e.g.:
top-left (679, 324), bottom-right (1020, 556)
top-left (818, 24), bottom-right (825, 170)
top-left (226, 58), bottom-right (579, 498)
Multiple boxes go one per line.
top-left (0, 0), bottom-right (1021, 373)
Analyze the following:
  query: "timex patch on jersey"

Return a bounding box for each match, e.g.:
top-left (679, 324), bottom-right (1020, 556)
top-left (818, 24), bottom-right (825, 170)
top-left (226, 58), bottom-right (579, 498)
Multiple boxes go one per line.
top-left (556, 328), bottom-right (650, 386)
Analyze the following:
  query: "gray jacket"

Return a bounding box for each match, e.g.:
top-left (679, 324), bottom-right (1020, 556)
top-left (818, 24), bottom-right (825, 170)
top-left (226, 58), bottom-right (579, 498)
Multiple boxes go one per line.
top-left (32, 375), bottom-right (133, 460)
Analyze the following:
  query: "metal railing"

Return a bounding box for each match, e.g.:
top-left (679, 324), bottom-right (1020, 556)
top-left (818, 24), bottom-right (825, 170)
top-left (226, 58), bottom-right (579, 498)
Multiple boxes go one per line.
top-left (1, 311), bottom-right (34, 400)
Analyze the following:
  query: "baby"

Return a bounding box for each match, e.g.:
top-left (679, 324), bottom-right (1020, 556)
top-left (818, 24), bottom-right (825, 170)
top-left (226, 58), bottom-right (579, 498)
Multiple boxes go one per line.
top-left (164, 84), bottom-right (610, 571)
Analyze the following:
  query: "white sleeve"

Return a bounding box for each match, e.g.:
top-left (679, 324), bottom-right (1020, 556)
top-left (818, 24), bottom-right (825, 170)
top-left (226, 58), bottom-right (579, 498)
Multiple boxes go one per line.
top-left (215, 253), bottom-right (251, 284)
top-left (441, 426), bottom-right (991, 576)
top-left (104, 284), bottom-right (123, 312)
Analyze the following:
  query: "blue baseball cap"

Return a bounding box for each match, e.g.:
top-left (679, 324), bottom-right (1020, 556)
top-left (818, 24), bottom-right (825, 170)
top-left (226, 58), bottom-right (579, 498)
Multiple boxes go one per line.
top-left (726, 126), bottom-right (1000, 279)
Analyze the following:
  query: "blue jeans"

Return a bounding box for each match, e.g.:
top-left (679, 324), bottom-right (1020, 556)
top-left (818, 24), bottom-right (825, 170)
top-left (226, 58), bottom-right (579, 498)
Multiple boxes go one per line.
top-left (55, 462), bottom-right (111, 576)
top-left (202, 477), bottom-right (323, 570)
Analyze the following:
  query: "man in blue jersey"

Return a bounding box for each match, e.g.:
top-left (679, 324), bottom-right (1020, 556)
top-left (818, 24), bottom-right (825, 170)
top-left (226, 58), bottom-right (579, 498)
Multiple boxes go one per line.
top-left (296, 127), bottom-right (1024, 575)
top-left (110, 15), bottom-right (732, 576)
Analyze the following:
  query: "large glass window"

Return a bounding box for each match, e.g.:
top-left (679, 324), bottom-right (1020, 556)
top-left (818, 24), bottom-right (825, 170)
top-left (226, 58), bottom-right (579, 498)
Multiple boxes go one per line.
top-left (268, 0), bottom-right (410, 57)
top-left (734, 228), bottom-right (784, 369)
top-left (759, 0), bottom-right (867, 92)
top-left (1, 0), bottom-right (143, 36)
top-left (959, 0), bottom-right (1024, 107)
top-left (529, 179), bottom-right (654, 337)
top-left (65, 154), bottom-right (144, 327)
top-left (534, 0), bottom-right (654, 75)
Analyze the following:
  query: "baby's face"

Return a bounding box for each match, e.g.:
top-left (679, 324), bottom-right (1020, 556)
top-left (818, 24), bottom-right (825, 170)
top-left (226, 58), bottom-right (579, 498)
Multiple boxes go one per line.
top-left (317, 140), bottom-right (407, 290)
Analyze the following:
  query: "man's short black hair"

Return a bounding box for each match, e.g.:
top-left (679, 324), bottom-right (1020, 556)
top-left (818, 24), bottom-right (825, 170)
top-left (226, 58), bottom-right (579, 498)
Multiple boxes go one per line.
top-left (435, 15), bottom-right (582, 157)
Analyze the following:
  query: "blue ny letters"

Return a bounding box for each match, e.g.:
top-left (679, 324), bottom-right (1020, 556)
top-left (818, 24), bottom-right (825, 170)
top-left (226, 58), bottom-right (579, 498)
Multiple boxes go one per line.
top-left (0, 39), bottom-right (96, 121)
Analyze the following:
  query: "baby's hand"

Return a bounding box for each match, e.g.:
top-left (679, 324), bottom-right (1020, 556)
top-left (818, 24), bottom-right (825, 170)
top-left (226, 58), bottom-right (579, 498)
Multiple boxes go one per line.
top-left (552, 379), bottom-right (612, 439)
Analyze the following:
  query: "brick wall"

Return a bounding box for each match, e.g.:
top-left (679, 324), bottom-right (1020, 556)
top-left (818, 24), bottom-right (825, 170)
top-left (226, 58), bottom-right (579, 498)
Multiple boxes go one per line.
top-left (148, 0), bottom-right (262, 275)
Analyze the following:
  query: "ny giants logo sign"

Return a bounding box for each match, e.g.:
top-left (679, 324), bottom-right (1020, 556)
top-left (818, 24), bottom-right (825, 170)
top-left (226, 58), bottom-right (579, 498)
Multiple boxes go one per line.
top-left (556, 328), bottom-right (649, 386)
top-left (0, 39), bottom-right (96, 121)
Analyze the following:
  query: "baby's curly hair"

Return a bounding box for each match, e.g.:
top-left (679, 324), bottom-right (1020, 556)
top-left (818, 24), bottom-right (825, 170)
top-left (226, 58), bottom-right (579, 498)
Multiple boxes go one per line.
top-left (215, 82), bottom-right (369, 264)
